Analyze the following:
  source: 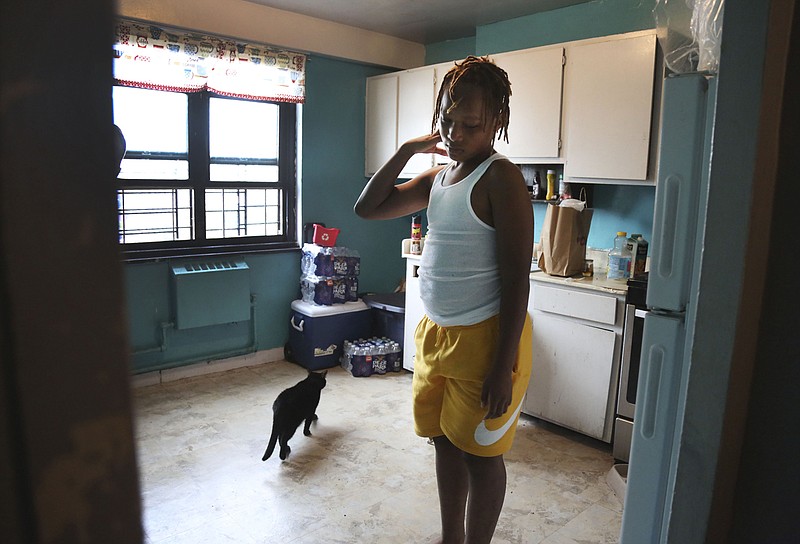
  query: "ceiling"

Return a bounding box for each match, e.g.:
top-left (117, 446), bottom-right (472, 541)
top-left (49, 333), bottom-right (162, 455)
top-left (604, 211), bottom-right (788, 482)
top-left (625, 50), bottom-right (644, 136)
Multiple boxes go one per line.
top-left (242, 0), bottom-right (591, 44)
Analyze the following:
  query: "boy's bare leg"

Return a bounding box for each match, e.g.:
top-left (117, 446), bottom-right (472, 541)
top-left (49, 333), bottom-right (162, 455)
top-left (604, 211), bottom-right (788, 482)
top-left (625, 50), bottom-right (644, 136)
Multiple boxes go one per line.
top-left (463, 453), bottom-right (507, 544)
top-left (433, 436), bottom-right (468, 544)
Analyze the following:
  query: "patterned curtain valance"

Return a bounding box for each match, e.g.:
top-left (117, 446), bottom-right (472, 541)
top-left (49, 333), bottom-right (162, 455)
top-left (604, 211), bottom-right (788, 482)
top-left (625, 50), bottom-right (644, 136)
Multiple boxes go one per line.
top-left (113, 18), bottom-right (306, 103)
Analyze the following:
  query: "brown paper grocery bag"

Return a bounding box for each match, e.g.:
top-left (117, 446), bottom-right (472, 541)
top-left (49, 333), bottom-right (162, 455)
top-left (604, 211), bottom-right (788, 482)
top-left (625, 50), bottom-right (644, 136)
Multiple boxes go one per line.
top-left (537, 204), bottom-right (594, 277)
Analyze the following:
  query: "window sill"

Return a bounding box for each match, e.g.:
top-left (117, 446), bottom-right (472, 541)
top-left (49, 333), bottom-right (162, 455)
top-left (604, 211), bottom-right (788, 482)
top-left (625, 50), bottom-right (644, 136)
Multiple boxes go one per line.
top-left (121, 241), bottom-right (301, 263)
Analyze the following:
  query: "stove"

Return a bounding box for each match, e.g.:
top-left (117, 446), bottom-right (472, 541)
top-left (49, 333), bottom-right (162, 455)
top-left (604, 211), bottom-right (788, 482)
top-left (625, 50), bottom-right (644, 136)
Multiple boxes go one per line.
top-left (626, 272), bottom-right (648, 308)
top-left (613, 272), bottom-right (649, 462)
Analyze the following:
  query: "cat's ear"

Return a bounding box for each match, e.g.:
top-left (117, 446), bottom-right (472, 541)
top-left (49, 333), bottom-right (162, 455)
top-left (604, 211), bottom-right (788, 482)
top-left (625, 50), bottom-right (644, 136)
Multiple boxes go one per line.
top-left (320, 370), bottom-right (327, 378)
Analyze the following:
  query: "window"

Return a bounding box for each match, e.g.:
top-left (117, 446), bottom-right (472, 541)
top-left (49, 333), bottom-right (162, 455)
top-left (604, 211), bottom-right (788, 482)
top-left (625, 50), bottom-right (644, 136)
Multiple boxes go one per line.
top-left (113, 86), bottom-right (297, 261)
top-left (111, 18), bottom-right (306, 261)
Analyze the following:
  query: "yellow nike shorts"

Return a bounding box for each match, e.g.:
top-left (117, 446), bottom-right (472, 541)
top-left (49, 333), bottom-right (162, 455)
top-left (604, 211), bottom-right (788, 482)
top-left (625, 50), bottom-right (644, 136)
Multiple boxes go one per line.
top-left (412, 313), bottom-right (532, 457)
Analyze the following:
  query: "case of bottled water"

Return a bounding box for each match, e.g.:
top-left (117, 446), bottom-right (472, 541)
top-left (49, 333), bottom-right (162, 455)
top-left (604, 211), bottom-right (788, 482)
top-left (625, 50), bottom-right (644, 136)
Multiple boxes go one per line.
top-left (340, 337), bottom-right (403, 377)
top-left (300, 244), bottom-right (361, 306)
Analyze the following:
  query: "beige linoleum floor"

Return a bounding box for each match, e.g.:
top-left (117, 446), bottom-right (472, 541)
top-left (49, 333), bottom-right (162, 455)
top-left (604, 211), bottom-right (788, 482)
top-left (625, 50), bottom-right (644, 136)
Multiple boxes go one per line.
top-left (133, 359), bottom-right (623, 544)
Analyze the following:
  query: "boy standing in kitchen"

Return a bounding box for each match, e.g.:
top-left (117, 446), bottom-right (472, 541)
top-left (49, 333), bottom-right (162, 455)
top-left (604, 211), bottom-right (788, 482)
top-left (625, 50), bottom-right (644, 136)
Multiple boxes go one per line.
top-left (355, 56), bottom-right (533, 544)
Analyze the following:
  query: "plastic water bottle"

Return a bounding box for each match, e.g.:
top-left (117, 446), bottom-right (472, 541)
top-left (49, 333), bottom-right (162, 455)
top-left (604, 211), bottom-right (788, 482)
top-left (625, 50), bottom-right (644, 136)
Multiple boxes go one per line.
top-left (372, 342), bottom-right (387, 375)
top-left (352, 346), bottom-right (372, 377)
top-left (607, 231), bottom-right (632, 281)
top-left (388, 341), bottom-right (402, 372)
top-left (340, 341), bottom-right (354, 372)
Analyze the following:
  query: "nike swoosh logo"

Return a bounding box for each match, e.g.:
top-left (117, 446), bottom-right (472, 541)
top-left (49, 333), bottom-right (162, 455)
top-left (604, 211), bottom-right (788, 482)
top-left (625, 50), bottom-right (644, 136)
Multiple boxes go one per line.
top-left (473, 399), bottom-right (524, 446)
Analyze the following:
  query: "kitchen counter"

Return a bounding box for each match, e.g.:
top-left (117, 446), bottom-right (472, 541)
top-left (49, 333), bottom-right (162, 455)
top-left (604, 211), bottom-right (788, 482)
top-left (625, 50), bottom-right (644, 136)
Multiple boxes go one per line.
top-left (529, 270), bottom-right (628, 295)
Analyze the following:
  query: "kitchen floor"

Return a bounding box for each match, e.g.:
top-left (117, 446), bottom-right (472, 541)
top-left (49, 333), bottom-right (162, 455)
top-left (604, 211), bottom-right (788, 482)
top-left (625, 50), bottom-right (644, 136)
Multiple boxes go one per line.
top-left (133, 359), bottom-right (623, 544)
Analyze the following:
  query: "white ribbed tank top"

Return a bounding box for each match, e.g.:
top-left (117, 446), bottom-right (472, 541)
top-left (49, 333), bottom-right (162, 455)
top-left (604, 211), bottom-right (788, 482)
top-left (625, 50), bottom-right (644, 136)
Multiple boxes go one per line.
top-left (418, 153), bottom-right (505, 326)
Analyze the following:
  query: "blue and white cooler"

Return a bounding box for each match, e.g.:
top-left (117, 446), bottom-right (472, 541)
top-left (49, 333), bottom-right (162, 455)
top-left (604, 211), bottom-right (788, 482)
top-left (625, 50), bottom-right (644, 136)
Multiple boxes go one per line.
top-left (284, 299), bottom-right (372, 370)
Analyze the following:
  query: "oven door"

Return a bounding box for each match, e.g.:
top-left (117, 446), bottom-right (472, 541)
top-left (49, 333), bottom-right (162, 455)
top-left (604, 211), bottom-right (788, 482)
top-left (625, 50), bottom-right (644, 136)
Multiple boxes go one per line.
top-left (618, 304), bottom-right (647, 418)
top-left (614, 304), bottom-right (648, 461)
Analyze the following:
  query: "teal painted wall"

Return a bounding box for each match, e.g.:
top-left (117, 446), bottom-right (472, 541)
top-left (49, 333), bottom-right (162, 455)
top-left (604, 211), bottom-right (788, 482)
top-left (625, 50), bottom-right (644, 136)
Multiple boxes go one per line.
top-left (426, 0), bottom-right (658, 250)
top-left (532, 186), bottom-right (656, 251)
top-left (301, 56), bottom-right (410, 293)
top-left (588, 185), bottom-right (656, 248)
top-left (475, 0), bottom-right (655, 55)
top-left (425, 36), bottom-right (476, 65)
top-left (125, 55), bottom-right (406, 372)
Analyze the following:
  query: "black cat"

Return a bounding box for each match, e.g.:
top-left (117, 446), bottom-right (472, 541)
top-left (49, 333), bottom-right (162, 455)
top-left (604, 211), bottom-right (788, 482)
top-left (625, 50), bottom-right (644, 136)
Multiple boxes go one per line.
top-left (261, 370), bottom-right (327, 461)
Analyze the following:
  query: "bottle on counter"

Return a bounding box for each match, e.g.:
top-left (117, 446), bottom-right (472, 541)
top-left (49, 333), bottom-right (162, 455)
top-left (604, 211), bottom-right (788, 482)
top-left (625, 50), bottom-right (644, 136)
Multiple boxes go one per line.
top-left (633, 234), bottom-right (648, 278)
top-left (627, 234), bottom-right (640, 264)
top-left (530, 170), bottom-right (540, 199)
top-left (558, 173), bottom-right (571, 199)
top-left (410, 214), bottom-right (422, 255)
top-left (546, 169), bottom-right (557, 200)
top-left (607, 231), bottom-right (632, 281)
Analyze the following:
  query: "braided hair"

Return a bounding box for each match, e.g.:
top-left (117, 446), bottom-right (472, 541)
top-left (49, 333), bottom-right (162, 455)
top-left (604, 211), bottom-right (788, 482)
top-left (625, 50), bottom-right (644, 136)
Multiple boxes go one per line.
top-left (431, 55), bottom-right (512, 144)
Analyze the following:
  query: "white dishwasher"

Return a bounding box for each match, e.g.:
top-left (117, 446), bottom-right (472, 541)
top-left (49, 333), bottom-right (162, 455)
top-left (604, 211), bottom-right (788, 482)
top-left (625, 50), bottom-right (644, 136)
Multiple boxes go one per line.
top-left (523, 279), bottom-right (625, 442)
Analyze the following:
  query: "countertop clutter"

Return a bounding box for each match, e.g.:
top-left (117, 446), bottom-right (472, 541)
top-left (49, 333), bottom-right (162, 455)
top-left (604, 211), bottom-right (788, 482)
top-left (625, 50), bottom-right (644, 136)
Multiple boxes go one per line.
top-left (530, 246), bottom-right (628, 295)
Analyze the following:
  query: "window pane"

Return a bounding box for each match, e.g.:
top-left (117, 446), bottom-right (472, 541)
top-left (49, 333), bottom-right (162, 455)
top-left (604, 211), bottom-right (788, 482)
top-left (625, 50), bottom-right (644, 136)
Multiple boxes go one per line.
top-left (209, 164), bottom-right (278, 182)
top-left (118, 189), bottom-right (194, 243)
top-left (113, 87), bottom-right (188, 154)
top-left (209, 98), bottom-right (278, 182)
top-left (119, 158), bottom-right (189, 180)
top-left (209, 98), bottom-right (278, 159)
top-left (113, 87), bottom-right (189, 180)
top-left (205, 188), bottom-right (282, 239)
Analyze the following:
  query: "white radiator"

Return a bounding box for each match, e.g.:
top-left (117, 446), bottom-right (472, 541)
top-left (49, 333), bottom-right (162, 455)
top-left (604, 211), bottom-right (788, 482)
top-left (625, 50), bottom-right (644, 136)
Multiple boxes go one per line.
top-left (170, 260), bottom-right (251, 329)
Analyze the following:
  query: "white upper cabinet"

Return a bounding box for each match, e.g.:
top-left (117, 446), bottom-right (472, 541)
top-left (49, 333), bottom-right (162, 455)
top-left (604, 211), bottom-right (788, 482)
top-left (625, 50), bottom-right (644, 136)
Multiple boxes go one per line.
top-left (397, 66), bottom-right (437, 177)
top-left (365, 74), bottom-right (398, 176)
top-left (562, 33), bottom-right (657, 181)
top-left (431, 62), bottom-right (455, 166)
top-left (365, 66), bottom-right (437, 177)
top-left (365, 31), bottom-right (658, 184)
top-left (493, 47), bottom-right (565, 160)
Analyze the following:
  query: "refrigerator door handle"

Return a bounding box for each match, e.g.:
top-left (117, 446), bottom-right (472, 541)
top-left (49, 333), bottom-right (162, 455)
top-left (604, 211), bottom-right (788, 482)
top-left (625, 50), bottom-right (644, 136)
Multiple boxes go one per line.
top-left (654, 174), bottom-right (681, 280)
top-left (639, 342), bottom-right (665, 439)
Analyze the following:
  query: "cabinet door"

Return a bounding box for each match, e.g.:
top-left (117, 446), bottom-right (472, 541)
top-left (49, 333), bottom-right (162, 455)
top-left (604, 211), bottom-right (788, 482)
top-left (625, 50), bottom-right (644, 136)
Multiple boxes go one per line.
top-left (365, 74), bottom-right (398, 176)
top-left (398, 66), bottom-right (436, 177)
top-left (494, 47), bottom-right (564, 160)
top-left (524, 310), bottom-right (617, 441)
top-left (563, 33), bottom-right (656, 180)
top-left (432, 62), bottom-right (454, 166)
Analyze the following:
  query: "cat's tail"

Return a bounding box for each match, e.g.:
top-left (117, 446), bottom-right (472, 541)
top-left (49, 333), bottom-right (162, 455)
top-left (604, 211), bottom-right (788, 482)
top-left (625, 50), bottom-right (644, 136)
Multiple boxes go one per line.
top-left (262, 429), bottom-right (278, 461)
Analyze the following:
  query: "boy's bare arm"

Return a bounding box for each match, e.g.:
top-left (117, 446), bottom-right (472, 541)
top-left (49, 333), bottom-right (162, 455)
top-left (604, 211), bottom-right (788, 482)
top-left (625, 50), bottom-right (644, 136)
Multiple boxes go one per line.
top-left (481, 160), bottom-right (534, 419)
top-left (354, 134), bottom-right (445, 220)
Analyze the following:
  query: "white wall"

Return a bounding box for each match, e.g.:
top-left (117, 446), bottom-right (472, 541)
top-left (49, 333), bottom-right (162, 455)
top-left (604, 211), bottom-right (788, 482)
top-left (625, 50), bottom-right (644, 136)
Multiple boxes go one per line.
top-left (118, 0), bottom-right (426, 69)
